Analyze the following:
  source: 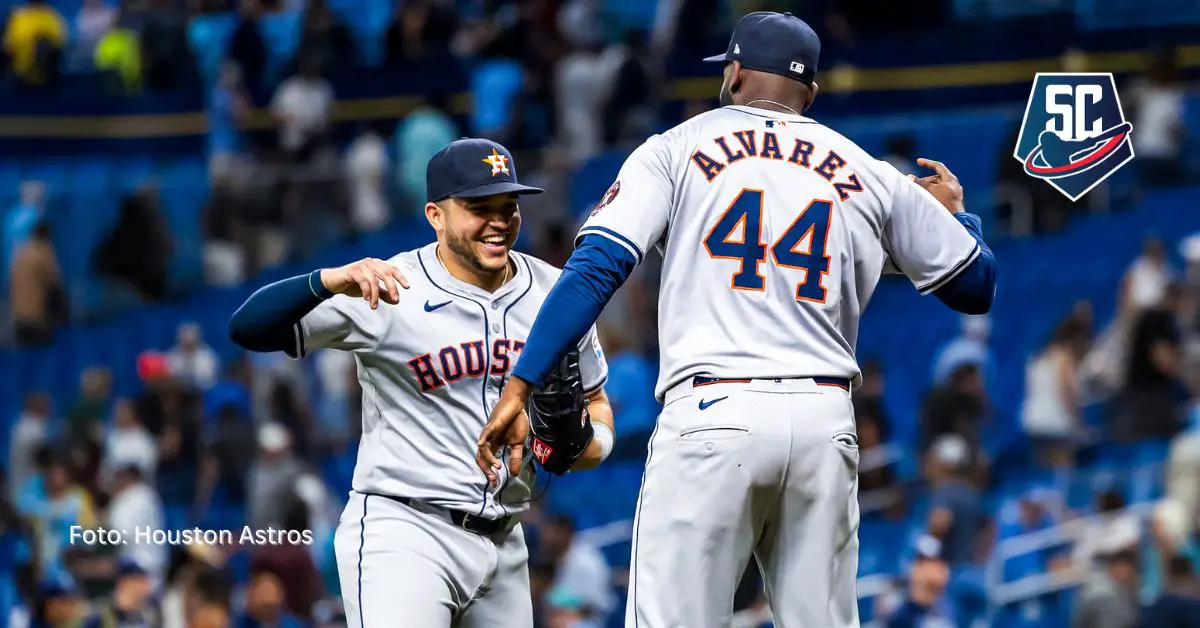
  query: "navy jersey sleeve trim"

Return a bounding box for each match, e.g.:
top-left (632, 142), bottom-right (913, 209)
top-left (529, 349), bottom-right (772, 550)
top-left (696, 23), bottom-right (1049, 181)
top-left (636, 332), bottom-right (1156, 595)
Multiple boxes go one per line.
top-left (917, 244), bottom-right (981, 295)
top-left (575, 226), bottom-right (645, 265)
top-left (927, 213), bottom-right (996, 314)
top-left (511, 235), bottom-right (637, 387)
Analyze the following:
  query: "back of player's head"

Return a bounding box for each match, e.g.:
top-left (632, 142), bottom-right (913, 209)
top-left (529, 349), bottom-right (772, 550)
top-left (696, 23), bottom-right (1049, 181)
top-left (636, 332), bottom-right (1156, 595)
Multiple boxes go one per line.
top-left (705, 12), bottom-right (821, 112)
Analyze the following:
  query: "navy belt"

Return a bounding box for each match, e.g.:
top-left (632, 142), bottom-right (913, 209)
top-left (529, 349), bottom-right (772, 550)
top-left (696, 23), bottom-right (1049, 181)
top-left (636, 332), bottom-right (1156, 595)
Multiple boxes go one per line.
top-left (364, 493), bottom-right (512, 536)
top-left (692, 375), bottom-right (851, 391)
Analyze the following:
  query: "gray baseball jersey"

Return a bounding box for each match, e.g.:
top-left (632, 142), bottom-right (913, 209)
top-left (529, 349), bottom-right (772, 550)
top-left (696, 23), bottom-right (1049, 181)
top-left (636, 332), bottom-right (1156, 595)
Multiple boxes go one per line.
top-left (578, 105), bottom-right (979, 399)
top-left (288, 242), bottom-right (608, 518)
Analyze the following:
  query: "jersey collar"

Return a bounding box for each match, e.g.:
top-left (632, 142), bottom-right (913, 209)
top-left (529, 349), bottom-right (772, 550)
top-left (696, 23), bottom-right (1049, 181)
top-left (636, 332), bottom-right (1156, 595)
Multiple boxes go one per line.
top-left (727, 104), bottom-right (816, 124)
top-left (419, 242), bottom-right (529, 304)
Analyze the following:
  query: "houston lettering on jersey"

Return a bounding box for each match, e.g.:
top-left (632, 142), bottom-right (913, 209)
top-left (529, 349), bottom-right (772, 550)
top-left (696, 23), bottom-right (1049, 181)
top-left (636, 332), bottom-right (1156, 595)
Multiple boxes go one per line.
top-left (407, 338), bottom-right (526, 392)
top-left (691, 130), bottom-right (866, 200)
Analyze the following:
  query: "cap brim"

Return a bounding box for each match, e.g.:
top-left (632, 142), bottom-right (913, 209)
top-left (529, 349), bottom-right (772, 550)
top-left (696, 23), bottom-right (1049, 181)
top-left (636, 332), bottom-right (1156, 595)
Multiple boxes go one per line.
top-left (452, 181), bottom-right (545, 199)
top-left (703, 53), bottom-right (729, 63)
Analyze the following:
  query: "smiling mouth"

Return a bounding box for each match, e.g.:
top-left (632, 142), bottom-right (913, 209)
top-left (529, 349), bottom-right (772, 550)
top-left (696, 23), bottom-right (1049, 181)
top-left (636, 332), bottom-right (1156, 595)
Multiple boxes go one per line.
top-left (480, 234), bottom-right (509, 246)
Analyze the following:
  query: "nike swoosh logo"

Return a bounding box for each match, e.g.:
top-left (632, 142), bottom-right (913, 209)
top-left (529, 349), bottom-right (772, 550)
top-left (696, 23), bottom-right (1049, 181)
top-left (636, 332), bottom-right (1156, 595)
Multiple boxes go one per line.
top-left (698, 396), bottom-right (729, 411)
top-left (424, 300), bottom-right (452, 312)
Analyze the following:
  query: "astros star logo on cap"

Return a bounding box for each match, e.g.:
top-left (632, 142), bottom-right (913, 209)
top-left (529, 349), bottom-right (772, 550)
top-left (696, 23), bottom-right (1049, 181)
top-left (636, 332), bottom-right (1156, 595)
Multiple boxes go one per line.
top-left (482, 149), bottom-right (510, 176)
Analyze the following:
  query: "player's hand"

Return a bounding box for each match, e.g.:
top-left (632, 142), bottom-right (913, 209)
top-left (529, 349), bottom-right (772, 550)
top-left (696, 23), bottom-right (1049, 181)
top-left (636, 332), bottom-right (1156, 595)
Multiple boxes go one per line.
top-left (319, 258), bottom-right (410, 310)
top-left (477, 378), bottom-right (534, 486)
top-left (909, 158), bottom-right (965, 214)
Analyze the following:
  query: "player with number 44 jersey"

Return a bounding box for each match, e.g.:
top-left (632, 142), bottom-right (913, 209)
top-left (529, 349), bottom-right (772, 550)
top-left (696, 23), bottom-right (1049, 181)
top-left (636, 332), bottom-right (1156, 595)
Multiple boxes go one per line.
top-left (477, 11), bottom-right (997, 628)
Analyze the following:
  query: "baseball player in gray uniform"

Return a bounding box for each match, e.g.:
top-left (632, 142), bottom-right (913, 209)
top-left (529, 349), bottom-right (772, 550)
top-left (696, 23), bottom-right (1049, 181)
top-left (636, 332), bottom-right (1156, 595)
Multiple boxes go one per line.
top-left (478, 12), bottom-right (997, 628)
top-left (229, 138), bottom-right (616, 627)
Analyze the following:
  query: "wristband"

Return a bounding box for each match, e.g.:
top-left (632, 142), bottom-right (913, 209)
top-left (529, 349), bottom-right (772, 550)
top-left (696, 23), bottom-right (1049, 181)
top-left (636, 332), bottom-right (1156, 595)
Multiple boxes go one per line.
top-left (593, 422), bottom-right (614, 462)
top-left (309, 269), bottom-right (335, 300)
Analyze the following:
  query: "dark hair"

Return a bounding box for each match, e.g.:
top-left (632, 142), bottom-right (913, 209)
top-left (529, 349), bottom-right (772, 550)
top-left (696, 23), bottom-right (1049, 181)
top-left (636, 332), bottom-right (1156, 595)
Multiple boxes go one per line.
top-left (1167, 554), bottom-right (1194, 579)
top-left (194, 567), bottom-right (234, 606)
top-left (1097, 490), bottom-right (1126, 513)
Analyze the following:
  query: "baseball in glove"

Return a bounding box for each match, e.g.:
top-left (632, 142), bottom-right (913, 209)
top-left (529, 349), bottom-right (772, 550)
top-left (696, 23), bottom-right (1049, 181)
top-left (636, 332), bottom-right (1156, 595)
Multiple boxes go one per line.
top-left (526, 349), bottom-right (594, 475)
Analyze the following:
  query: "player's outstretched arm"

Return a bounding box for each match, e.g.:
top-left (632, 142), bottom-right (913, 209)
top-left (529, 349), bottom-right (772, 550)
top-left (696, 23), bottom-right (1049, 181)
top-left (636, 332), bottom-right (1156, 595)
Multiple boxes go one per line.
top-left (229, 258), bottom-right (408, 353)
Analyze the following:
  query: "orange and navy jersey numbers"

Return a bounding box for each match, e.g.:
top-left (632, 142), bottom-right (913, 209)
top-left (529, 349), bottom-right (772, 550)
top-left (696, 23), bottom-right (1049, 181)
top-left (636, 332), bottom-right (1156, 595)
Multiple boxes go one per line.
top-left (407, 338), bottom-right (526, 392)
top-left (690, 130), bottom-right (865, 201)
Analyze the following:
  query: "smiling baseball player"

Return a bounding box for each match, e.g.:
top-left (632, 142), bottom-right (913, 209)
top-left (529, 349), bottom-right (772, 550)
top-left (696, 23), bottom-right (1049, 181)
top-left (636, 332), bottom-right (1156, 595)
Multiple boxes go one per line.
top-left (229, 137), bottom-right (615, 628)
top-left (477, 12), bottom-right (997, 628)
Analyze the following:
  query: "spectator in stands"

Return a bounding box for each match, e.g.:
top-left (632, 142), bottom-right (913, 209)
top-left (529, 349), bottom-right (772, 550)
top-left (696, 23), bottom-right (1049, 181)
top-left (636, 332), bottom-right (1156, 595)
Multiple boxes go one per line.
top-left (2, 0), bottom-right (65, 88)
top-left (246, 422), bottom-right (307, 529)
top-left (161, 545), bottom-right (222, 628)
top-left (884, 535), bottom-right (951, 628)
top-left (314, 349), bottom-right (354, 447)
top-left (538, 514), bottom-right (614, 622)
top-left (855, 361), bottom-right (903, 512)
top-left (9, 221), bottom-right (64, 347)
top-left (4, 180), bottom-right (45, 272)
top-left (921, 363), bottom-right (988, 458)
top-left (94, 182), bottom-right (173, 301)
top-left (931, 314), bottom-right (993, 387)
top-left (24, 452), bottom-right (96, 575)
top-left (393, 91), bottom-right (458, 204)
top-left (925, 433), bottom-right (982, 566)
top-left (1075, 490), bottom-right (1142, 575)
top-left (545, 584), bottom-right (603, 628)
top-left (1074, 546), bottom-right (1140, 628)
top-left (238, 565), bottom-right (304, 628)
top-left (882, 134), bottom-right (918, 177)
top-left (382, 0), bottom-right (457, 65)
top-left (1022, 308), bottom-right (1092, 468)
top-left (94, 12), bottom-right (141, 94)
top-left (73, 0), bottom-right (115, 61)
top-left (297, 0), bottom-right (356, 73)
top-left (1122, 236), bottom-right (1176, 315)
top-left (1140, 554), bottom-right (1200, 627)
top-left (29, 576), bottom-right (93, 628)
top-left (250, 498), bottom-right (320, 622)
top-left (1116, 281), bottom-right (1187, 441)
top-left (94, 558), bottom-right (156, 626)
top-left (187, 567), bottom-right (234, 628)
top-left (140, 0), bottom-right (193, 91)
top-left (167, 323), bottom-right (219, 392)
top-left (208, 62), bottom-right (250, 184)
top-left (105, 464), bottom-right (165, 584)
top-left (100, 400), bottom-right (158, 487)
top-left (601, 29), bottom-right (655, 148)
top-left (229, 0), bottom-right (266, 93)
top-left (68, 367), bottom-right (112, 446)
top-left (1144, 499), bottom-right (1200, 604)
top-left (1169, 404), bottom-right (1200, 537)
top-left (345, 122), bottom-right (391, 234)
top-left (271, 54), bottom-right (334, 164)
top-left (1128, 44), bottom-right (1187, 189)
top-left (555, 37), bottom-right (611, 164)
top-left (8, 392), bottom-right (50, 502)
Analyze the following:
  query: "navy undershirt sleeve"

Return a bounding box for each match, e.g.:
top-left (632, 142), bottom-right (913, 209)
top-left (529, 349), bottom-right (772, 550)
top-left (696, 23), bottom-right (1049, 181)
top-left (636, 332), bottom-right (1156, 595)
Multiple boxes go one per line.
top-left (229, 270), bottom-right (333, 353)
top-left (511, 235), bottom-right (637, 387)
top-left (932, 213), bottom-right (997, 315)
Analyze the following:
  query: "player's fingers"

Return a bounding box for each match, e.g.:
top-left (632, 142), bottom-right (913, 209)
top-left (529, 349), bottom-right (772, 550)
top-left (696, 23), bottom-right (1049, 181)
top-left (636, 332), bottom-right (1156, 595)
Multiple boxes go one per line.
top-left (917, 158), bottom-right (957, 182)
top-left (907, 174), bottom-right (918, 182)
top-left (392, 267), bottom-right (410, 290)
top-left (365, 269), bottom-right (380, 309)
top-left (475, 446), bottom-right (498, 485)
top-left (508, 442), bottom-right (525, 478)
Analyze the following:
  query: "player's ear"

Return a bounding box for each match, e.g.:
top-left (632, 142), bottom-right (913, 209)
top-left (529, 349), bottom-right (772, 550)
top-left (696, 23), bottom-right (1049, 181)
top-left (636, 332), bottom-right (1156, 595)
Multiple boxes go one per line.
top-left (728, 60), bottom-right (745, 94)
top-left (805, 82), bottom-right (819, 112)
top-left (425, 201), bottom-right (444, 232)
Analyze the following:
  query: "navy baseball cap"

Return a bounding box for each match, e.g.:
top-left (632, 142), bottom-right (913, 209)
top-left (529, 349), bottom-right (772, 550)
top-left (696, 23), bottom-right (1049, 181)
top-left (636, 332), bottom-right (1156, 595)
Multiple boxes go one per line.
top-left (426, 138), bottom-right (544, 203)
top-left (704, 12), bottom-right (820, 86)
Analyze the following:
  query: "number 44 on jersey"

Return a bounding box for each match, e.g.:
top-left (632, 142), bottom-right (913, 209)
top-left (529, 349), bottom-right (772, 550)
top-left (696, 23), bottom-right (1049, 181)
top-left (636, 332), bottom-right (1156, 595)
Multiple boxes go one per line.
top-left (704, 189), bottom-right (832, 304)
